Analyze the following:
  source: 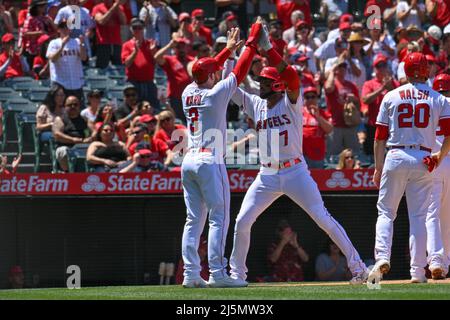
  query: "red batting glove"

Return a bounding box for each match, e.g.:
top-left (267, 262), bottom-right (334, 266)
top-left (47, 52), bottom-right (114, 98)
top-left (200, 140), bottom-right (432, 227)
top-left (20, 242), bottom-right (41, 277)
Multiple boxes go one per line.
top-left (245, 22), bottom-right (262, 49)
top-left (423, 156), bottom-right (437, 173)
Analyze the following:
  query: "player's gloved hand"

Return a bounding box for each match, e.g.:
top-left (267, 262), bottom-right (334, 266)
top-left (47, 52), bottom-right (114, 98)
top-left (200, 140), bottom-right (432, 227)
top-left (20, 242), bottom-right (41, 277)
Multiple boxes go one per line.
top-left (258, 23), bottom-right (272, 52)
top-left (423, 156), bottom-right (437, 173)
top-left (245, 18), bottom-right (262, 49)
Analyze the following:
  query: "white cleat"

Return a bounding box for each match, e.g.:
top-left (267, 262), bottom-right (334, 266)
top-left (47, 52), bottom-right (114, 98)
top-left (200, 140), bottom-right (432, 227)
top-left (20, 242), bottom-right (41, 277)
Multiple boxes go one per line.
top-left (350, 269), bottom-right (369, 285)
top-left (368, 259), bottom-right (390, 284)
top-left (208, 275), bottom-right (248, 288)
top-left (182, 278), bottom-right (208, 288)
top-left (411, 275), bottom-right (428, 284)
top-left (430, 265), bottom-right (446, 280)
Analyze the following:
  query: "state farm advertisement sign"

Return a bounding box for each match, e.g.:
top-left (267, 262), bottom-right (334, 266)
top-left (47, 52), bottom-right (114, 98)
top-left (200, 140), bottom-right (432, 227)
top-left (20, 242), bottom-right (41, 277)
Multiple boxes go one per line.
top-left (0, 169), bottom-right (376, 196)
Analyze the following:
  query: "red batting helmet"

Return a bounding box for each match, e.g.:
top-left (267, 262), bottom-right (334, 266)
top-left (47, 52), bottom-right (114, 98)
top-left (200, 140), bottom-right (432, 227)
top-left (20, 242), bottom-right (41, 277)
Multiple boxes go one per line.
top-left (404, 52), bottom-right (429, 79)
top-left (433, 73), bottom-right (450, 92)
top-left (257, 67), bottom-right (285, 92)
top-left (192, 57), bottom-right (223, 84)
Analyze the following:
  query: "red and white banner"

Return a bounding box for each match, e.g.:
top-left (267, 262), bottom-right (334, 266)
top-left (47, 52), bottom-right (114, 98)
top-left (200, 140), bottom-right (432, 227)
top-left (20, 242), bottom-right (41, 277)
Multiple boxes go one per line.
top-left (0, 169), bottom-right (376, 196)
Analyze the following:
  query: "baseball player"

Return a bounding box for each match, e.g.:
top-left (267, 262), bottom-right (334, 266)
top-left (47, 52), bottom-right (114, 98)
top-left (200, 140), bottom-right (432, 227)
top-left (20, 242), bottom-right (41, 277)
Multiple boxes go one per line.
top-left (180, 21), bottom-right (262, 288)
top-left (224, 24), bottom-right (369, 285)
top-left (426, 73), bottom-right (450, 280)
top-left (369, 53), bottom-right (450, 283)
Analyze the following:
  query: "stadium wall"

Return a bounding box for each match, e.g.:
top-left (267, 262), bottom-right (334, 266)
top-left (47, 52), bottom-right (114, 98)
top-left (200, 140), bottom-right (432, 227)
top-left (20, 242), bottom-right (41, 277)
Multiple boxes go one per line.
top-left (0, 193), bottom-right (411, 289)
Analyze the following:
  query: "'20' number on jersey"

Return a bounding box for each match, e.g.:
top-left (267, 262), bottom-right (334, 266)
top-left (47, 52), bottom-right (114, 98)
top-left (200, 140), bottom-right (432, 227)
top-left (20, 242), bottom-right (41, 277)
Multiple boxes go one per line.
top-left (398, 103), bottom-right (430, 128)
top-left (188, 107), bottom-right (199, 134)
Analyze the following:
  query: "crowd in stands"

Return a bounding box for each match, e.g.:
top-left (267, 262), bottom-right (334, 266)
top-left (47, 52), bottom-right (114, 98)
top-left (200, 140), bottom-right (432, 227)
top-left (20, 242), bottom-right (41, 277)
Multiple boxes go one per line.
top-left (0, 0), bottom-right (449, 173)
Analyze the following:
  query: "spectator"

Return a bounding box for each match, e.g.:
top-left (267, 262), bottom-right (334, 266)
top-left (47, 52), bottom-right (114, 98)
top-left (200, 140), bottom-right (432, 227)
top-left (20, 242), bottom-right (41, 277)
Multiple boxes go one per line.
top-left (243, 55), bottom-right (264, 95)
top-left (122, 18), bottom-right (160, 112)
top-left (53, 95), bottom-right (93, 172)
top-left (397, 41), bottom-right (420, 84)
top-left (93, 102), bottom-right (127, 141)
top-left (129, 101), bottom-right (156, 129)
top-left (114, 83), bottom-right (140, 129)
top-left (191, 9), bottom-right (212, 46)
top-left (0, 1), bottom-right (13, 38)
top-left (187, 40), bottom-right (211, 78)
top-left (46, 20), bottom-right (87, 105)
top-left (327, 13), bottom-right (353, 43)
top-left (92, 0), bottom-right (127, 68)
top-left (267, 220), bottom-right (309, 282)
top-left (435, 26), bottom-right (449, 74)
top-left (17, 1), bottom-right (29, 28)
top-left (315, 239), bottom-right (352, 281)
top-left (425, 54), bottom-right (438, 86)
top-left (0, 102), bottom-right (3, 139)
top-left (33, 34), bottom-right (50, 79)
top-left (425, 0), bottom-right (450, 29)
top-left (86, 122), bottom-right (130, 172)
top-left (336, 148), bottom-right (360, 170)
top-left (347, 32), bottom-right (369, 94)
top-left (315, 22), bottom-right (352, 71)
top-left (0, 153), bottom-right (22, 174)
top-left (320, 0), bottom-right (349, 19)
top-left (317, 13), bottom-right (339, 43)
top-left (212, 35), bottom-right (227, 56)
top-left (54, 0), bottom-right (95, 58)
top-left (397, 0), bottom-right (426, 29)
top-left (81, 89), bottom-right (102, 131)
top-left (282, 10), bottom-right (304, 44)
top-left (268, 20), bottom-right (287, 58)
top-left (154, 110), bottom-right (187, 150)
top-left (154, 37), bottom-right (194, 122)
top-left (292, 56), bottom-right (317, 90)
top-left (361, 54), bottom-right (399, 156)
top-left (273, 0), bottom-right (312, 30)
top-left (139, 0), bottom-right (177, 47)
top-left (0, 33), bottom-right (31, 79)
top-left (324, 59), bottom-right (361, 155)
top-left (174, 12), bottom-right (194, 49)
top-left (216, 11), bottom-right (239, 38)
top-left (175, 236), bottom-right (209, 284)
top-left (365, 19), bottom-right (396, 64)
top-left (302, 86), bottom-right (333, 169)
top-left (8, 266), bottom-right (25, 288)
top-left (126, 122), bottom-right (147, 154)
top-left (36, 85), bottom-right (66, 143)
top-left (215, 0), bottom-right (247, 35)
top-left (287, 20), bottom-right (317, 74)
top-left (21, 0), bottom-right (57, 67)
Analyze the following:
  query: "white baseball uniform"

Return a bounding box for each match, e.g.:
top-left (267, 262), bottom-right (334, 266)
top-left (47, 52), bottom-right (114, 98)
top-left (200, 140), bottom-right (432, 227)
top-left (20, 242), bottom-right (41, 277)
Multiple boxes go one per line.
top-left (181, 73), bottom-right (237, 281)
top-left (426, 96), bottom-right (450, 272)
top-left (375, 82), bottom-right (450, 278)
top-left (228, 86), bottom-right (367, 281)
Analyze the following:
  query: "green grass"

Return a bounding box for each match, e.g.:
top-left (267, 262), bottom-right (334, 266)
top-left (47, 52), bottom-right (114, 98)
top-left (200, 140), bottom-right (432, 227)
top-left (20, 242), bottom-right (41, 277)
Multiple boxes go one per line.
top-left (0, 282), bottom-right (450, 300)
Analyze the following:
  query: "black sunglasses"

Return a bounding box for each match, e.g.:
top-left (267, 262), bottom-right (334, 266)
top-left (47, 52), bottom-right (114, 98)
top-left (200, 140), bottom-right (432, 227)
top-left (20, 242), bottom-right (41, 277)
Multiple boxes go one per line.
top-left (195, 16), bottom-right (204, 21)
top-left (304, 94), bottom-right (317, 100)
top-left (140, 155), bottom-right (151, 159)
top-left (66, 103), bottom-right (79, 107)
top-left (132, 26), bottom-right (143, 30)
top-left (125, 93), bottom-right (137, 97)
top-left (132, 130), bottom-right (143, 135)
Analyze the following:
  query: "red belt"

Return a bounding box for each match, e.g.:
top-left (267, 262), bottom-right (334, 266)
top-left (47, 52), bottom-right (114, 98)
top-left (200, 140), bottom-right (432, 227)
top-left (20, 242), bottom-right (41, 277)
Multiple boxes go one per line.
top-left (262, 157), bottom-right (301, 169)
top-left (189, 147), bottom-right (213, 153)
top-left (388, 145), bottom-right (432, 153)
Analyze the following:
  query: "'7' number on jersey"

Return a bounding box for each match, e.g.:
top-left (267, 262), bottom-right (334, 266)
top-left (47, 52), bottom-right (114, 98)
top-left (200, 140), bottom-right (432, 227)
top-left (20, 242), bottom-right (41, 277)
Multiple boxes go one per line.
top-left (398, 103), bottom-right (430, 128)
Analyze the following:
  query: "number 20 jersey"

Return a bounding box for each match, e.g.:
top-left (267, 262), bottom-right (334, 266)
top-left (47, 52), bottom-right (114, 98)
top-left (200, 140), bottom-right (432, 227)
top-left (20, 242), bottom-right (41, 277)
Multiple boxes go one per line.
top-left (376, 82), bottom-right (450, 149)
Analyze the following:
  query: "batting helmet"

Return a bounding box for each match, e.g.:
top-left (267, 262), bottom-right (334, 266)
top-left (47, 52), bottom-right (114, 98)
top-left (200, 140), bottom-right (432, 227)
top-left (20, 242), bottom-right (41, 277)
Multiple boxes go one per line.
top-left (433, 73), bottom-right (450, 92)
top-left (404, 52), bottom-right (429, 79)
top-left (192, 57), bottom-right (223, 84)
top-left (257, 67), bottom-right (285, 92)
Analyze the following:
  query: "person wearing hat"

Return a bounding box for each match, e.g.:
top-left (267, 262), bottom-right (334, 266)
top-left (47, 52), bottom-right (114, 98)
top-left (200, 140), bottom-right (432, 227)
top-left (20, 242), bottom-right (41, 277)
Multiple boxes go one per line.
top-left (47, 19), bottom-right (87, 105)
top-left (0, 33), bottom-right (31, 79)
top-left (282, 10), bottom-right (305, 44)
top-left (361, 54), bottom-right (399, 156)
top-left (215, 0), bottom-right (248, 35)
top-left (347, 32), bottom-right (370, 93)
top-left (21, 0), bottom-right (57, 67)
top-left (365, 18), bottom-right (396, 64)
top-left (191, 8), bottom-right (212, 46)
top-left (426, 0), bottom-right (450, 29)
top-left (175, 12), bottom-right (194, 51)
top-left (139, 0), bottom-right (177, 47)
top-left (289, 20), bottom-right (317, 74)
top-left (92, 0), bottom-right (127, 68)
top-left (187, 40), bottom-right (211, 79)
top-left (273, 0), bottom-right (312, 31)
top-left (302, 86), bottom-right (333, 168)
top-left (114, 83), bottom-right (140, 129)
top-left (155, 110), bottom-right (187, 150)
top-left (212, 36), bottom-right (227, 56)
top-left (396, 0), bottom-right (426, 29)
top-left (268, 20), bottom-right (287, 58)
top-left (425, 54), bottom-right (438, 87)
top-left (32, 33), bottom-right (51, 79)
top-left (122, 18), bottom-right (161, 113)
top-left (154, 36), bottom-right (195, 122)
top-left (216, 10), bottom-right (240, 39)
top-left (435, 25), bottom-right (450, 74)
top-left (8, 265), bottom-right (25, 289)
top-left (397, 41), bottom-right (420, 84)
top-left (81, 89), bottom-right (103, 128)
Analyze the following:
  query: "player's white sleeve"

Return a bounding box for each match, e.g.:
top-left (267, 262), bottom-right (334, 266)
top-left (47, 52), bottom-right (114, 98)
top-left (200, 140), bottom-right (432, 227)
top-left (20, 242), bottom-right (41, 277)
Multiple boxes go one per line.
top-left (376, 93), bottom-right (390, 126)
top-left (210, 72), bottom-right (238, 106)
top-left (439, 95), bottom-right (450, 120)
top-left (222, 58), bottom-right (235, 80)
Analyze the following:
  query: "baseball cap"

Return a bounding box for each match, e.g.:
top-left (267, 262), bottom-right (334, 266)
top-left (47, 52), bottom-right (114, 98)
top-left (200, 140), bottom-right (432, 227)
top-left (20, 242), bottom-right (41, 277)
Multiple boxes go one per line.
top-left (427, 25), bottom-right (442, 45)
top-left (87, 89), bottom-right (103, 98)
top-left (373, 54), bottom-right (388, 67)
top-left (138, 148), bottom-right (152, 156)
top-left (37, 34), bottom-right (50, 46)
top-left (131, 18), bottom-right (145, 28)
top-left (123, 83), bottom-right (136, 93)
top-left (425, 54), bottom-right (436, 63)
top-left (174, 37), bottom-right (190, 45)
top-left (335, 37), bottom-right (348, 49)
top-left (178, 12), bottom-right (191, 23)
top-left (9, 266), bottom-right (23, 276)
top-left (191, 9), bottom-right (204, 18)
top-left (296, 53), bottom-right (310, 63)
top-left (215, 36), bottom-right (227, 44)
top-left (139, 114), bottom-right (157, 124)
top-left (295, 20), bottom-right (309, 30)
top-left (340, 13), bottom-right (353, 24)
top-left (444, 24), bottom-right (450, 35)
top-left (339, 22), bottom-right (352, 31)
top-left (1, 33), bottom-right (14, 43)
top-left (303, 86), bottom-right (318, 95)
top-left (406, 25), bottom-right (423, 39)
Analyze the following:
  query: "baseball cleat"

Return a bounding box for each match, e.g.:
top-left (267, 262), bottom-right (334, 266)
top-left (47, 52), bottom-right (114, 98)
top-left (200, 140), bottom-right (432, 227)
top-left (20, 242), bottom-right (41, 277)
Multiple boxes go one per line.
top-left (411, 275), bottom-right (428, 283)
top-left (368, 259), bottom-right (390, 283)
top-left (349, 269), bottom-right (369, 285)
top-left (182, 278), bottom-right (208, 288)
top-left (208, 275), bottom-right (248, 288)
top-left (430, 265), bottom-right (446, 280)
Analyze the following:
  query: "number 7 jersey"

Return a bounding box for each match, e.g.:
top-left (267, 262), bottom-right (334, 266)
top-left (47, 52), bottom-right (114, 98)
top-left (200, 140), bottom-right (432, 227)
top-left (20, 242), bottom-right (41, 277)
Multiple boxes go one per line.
top-left (376, 82), bottom-right (450, 149)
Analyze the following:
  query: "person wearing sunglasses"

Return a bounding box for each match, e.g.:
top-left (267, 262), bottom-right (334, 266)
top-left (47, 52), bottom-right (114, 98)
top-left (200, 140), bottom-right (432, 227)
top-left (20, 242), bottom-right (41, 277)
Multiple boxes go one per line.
top-left (302, 86), bottom-right (333, 169)
top-left (336, 148), bottom-right (360, 170)
top-left (0, 33), bottom-right (31, 80)
top-left (119, 144), bottom-right (165, 173)
top-left (138, 0), bottom-right (177, 47)
top-left (122, 18), bottom-right (161, 113)
top-left (115, 84), bottom-right (140, 129)
top-left (191, 9), bottom-right (213, 46)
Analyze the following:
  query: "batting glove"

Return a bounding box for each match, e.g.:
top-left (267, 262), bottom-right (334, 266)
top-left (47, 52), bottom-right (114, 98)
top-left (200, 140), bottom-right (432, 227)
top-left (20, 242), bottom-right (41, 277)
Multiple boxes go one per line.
top-left (423, 156), bottom-right (437, 173)
top-left (258, 24), bottom-right (272, 52)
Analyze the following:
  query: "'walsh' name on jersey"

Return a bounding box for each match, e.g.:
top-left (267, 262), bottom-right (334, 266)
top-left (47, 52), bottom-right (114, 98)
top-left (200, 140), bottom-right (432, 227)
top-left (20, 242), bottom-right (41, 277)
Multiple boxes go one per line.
top-left (256, 114), bottom-right (291, 130)
top-left (399, 89), bottom-right (430, 100)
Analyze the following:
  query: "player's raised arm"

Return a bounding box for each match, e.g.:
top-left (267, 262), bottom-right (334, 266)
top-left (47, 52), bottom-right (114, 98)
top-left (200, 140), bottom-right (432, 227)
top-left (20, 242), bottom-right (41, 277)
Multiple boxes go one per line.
top-left (257, 22), bottom-right (300, 103)
top-left (213, 27), bottom-right (243, 67)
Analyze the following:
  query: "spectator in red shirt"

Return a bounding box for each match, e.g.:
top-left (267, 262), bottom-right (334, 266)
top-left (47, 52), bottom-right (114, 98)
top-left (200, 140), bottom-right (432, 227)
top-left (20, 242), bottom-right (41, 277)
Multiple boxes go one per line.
top-left (0, 33), bottom-right (31, 80)
top-left (426, 0), bottom-right (450, 28)
top-left (154, 110), bottom-right (187, 150)
top-left (273, 0), bottom-right (312, 31)
top-left (0, 153), bottom-right (22, 174)
top-left (324, 58), bottom-right (361, 155)
top-left (302, 86), bottom-right (333, 169)
top-left (92, 0), bottom-right (127, 68)
top-left (361, 54), bottom-right (399, 156)
top-left (33, 34), bottom-right (50, 79)
top-left (191, 9), bottom-right (212, 46)
top-left (154, 37), bottom-right (194, 122)
top-left (268, 20), bottom-right (287, 58)
top-left (174, 13), bottom-right (194, 50)
top-left (436, 30), bottom-right (450, 74)
top-left (122, 18), bottom-right (160, 112)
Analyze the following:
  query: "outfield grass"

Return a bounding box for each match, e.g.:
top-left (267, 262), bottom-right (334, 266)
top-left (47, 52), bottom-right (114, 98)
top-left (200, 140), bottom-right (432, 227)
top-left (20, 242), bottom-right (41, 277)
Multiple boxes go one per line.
top-left (0, 281), bottom-right (450, 300)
